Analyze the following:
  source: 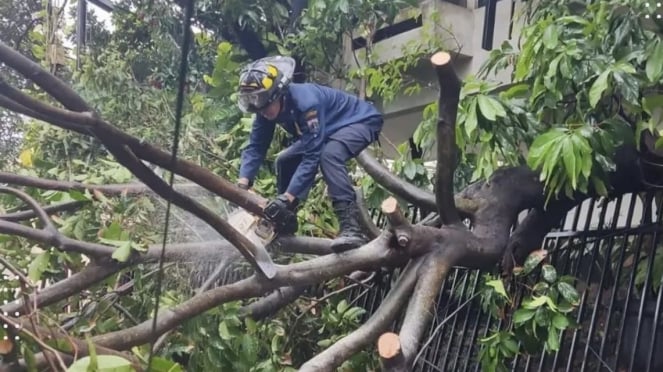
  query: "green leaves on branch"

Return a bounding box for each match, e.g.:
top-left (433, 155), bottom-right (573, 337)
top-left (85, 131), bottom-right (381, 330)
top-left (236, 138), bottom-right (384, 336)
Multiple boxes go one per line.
top-left (99, 221), bottom-right (146, 263)
top-left (67, 355), bottom-right (135, 372)
top-left (203, 42), bottom-right (241, 98)
top-left (527, 127), bottom-right (601, 203)
top-left (646, 38), bottom-right (663, 82)
top-left (479, 250), bottom-right (580, 370)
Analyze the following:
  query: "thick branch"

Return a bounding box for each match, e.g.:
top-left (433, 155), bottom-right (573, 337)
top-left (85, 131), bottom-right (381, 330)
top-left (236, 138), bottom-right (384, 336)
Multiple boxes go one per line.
top-left (100, 140), bottom-right (275, 277)
top-left (0, 241), bottom-right (235, 316)
top-left (355, 186), bottom-right (381, 239)
top-left (398, 253), bottom-right (453, 365)
top-left (90, 234), bottom-right (417, 350)
top-left (0, 80), bottom-right (96, 131)
top-left (0, 41), bottom-right (91, 112)
top-left (239, 286), bottom-right (307, 320)
top-left (0, 172), bottom-right (198, 196)
top-left (0, 94), bottom-right (87, 135)
top-left (5, 315), bottom-right (143, 372)
top-left (299, 258), bottom-right (423, 372)
top-left (0, 187), bottom-right (55, 231)
top-left (502, 205), bottom-right (573, 273)
top-left (0, 201), bottom-right (87, 222)
top-left (431, 51), bottom-right (462, 226)
top-left (271, 236), bottom-right (333, 256)
top-left (0, 261), bottom-right (122, 315)
top-left (356, 150), bottom-right (437, 212)
top-left (0, 219), bottom-right (114, 257)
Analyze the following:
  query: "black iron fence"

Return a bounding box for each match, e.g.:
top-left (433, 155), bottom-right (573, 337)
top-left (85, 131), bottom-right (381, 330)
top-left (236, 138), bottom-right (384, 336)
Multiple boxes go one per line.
top-left (349, 191), bottom-right (663, 372)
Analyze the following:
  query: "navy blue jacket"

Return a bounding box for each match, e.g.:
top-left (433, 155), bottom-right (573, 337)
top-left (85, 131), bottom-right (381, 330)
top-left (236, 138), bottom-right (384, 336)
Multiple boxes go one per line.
top-left (239, 82), bottom-right (382, 199)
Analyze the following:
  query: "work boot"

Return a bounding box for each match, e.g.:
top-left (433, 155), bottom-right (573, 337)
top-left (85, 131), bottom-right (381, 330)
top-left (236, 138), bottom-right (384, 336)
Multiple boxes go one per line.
top-left (330, 201), bottom-right (368, 253)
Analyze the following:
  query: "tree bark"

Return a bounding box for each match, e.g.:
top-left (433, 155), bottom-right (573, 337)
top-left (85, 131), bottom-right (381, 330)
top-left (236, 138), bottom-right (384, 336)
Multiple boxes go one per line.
top-left (431, 52), bottom-right (462, 226)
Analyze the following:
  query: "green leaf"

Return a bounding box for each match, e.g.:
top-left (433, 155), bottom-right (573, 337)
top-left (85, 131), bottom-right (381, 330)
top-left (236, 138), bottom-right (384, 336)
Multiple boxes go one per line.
top-left (512, 308), bottom-right (536, 324)
top-left (111, 241), bottom-right (132, 263)
top-left (541, 264), bottom-right (558, 283)
top-left (646, 40), bottom-right (663, 82)
top-left (67, 355), bottom-right (134, 372)
top-left (547, 327), bottom-right (560, 351)
top-left (146, 357), bottom-right (184, 372)
top-left (477, 95), bottom-right (506, 121)
top-left (73, 218), bottom-right (87, 241)
top-left (552, 313), bottom-right (571, 330)
top-left (527, 129), bottom-right (566, 170)
top-left (28, 250), bottom-right (50, 282)
top-left (523, 249), bottom-right (548, 275)
top-left (557, 282), bottom-right (580, 305)
top-left (562, 138), bottom-right (578, 189)
top-left (465, 99), bottom-right (478, 138)
top-left (655, 136), bottom-right (663, 149)
top-left (542, 25), bottom-right (559, 49)
top-left (486, 279), bottom-right (509, 299)
top-left (591, 175), bottom-right (608, 197)
top-left (580, 148), bottom-right (593, 178)
top-left (502, 337), bottom-right (520, 355)
top-left (68, 190), bottom-right (89, 201)
top-left (101, 222), bottom-right (127, 241)
top-left (589, 70), bottom-right (611, 108)
top-left (245, 317), bottom-right (257, 334)
top-left (218, 321), bottom-right (232, 340)
top-left (403, 161), bottom-right (417, 179)
top-left (336, 299), bottom-right (349, 314)
top-left (523, 295), bottom-right (550, 309)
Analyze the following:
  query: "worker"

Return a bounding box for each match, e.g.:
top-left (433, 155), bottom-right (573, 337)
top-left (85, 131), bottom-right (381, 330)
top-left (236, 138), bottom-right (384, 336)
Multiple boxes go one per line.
top-left (235, 55), bottom-right (383, 252)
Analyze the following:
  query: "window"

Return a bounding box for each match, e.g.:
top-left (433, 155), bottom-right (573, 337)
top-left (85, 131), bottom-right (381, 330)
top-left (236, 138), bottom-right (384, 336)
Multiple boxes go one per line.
top-left (351, 15), bottom-right (423, 50)
top-left (478, 0), bottom-right (503, 8)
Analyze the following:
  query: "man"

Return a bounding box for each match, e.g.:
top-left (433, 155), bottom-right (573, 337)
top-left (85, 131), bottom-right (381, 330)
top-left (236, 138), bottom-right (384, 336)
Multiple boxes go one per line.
top-left (235, 55), bottom-right (383, 252)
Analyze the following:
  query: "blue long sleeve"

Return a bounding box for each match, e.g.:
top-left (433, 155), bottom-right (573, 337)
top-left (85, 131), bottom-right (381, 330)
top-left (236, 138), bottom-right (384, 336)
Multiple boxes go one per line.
top-left (239, 117), bottom-right (276, 182)
top-left (285, 107), bottom-right (325, 199)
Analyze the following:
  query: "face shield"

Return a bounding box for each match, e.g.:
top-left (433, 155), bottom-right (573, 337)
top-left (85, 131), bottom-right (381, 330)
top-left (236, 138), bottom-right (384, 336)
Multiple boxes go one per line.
top-left (237, 89), bottom-right (273, 114)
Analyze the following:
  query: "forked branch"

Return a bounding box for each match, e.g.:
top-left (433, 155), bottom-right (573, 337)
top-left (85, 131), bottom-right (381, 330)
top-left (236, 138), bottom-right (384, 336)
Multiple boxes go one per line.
top-left (299, 258), bottom-right (423, 372)
top-left (397, 253), bottom-right (453, 365)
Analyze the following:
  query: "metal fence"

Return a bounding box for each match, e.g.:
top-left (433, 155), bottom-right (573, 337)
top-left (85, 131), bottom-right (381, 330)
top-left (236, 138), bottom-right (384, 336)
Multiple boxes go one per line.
top-left (349, 191), bottom-right (663, 372)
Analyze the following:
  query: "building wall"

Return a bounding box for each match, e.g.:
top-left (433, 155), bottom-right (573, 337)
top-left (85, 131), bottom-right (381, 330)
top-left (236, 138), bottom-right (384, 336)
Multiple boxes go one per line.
top-left (342, 0), bottom-right (529, 159)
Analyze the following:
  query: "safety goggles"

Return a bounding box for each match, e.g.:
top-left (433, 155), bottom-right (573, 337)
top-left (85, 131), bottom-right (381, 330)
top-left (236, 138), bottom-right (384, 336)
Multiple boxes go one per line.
top-left (237, 89), bottom-right (273, 114)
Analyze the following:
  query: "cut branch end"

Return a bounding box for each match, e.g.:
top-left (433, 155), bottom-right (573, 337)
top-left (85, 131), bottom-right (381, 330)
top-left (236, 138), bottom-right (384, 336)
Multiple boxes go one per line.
top-left (378, 332), bottom-right (407, 371)
top-left (381, 197), bottom-right (411, 247)
top-left (430, 51), bottom-right (451, 66)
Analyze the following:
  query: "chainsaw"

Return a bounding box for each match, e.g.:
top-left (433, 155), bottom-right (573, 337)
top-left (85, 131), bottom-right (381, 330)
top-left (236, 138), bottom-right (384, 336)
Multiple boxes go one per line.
top-left (227, 207), bottom-right (278, 278)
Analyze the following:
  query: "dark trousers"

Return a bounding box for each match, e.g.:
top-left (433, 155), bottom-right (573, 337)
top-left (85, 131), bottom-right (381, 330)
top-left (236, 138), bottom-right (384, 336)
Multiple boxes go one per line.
top-left (276, 119), bottom-right (381, 204)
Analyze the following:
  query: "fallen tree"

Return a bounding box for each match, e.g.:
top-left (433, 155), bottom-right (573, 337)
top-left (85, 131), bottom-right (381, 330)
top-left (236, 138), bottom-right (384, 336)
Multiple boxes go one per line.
top-left (0, 0), bottom-right (660, 367)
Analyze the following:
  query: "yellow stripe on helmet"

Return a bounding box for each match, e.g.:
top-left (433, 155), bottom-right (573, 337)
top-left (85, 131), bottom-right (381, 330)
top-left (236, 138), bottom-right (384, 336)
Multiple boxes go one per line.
top-left (261, 64), bottom-right (279, 89)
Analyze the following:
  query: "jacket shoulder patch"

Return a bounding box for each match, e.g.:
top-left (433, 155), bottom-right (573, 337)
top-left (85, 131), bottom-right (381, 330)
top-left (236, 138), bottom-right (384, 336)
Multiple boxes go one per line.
top-left (304, 110), bottom-right (319, 134)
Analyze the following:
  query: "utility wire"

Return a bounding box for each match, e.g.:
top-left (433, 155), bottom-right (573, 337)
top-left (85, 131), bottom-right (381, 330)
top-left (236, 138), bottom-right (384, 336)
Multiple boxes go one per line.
top-left (146, 0), bottom-right (195, 369)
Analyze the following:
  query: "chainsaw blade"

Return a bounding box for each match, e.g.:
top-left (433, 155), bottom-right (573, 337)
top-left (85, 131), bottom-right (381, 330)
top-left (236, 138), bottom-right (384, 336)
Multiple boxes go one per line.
top-left (227, 209), bottom-right (278, 279)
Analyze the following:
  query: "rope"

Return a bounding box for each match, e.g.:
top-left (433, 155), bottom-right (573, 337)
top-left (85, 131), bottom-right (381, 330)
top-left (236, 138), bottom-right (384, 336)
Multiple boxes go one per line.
top-left (146, 0), bottom-right (195, 369)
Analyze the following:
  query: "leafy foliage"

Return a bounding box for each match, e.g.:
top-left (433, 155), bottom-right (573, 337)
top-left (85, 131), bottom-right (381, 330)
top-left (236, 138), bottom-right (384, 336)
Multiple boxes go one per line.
top-left (472, 0), bottom-right (661, 201)
top-left (478, 251), bottom-right (580, 371)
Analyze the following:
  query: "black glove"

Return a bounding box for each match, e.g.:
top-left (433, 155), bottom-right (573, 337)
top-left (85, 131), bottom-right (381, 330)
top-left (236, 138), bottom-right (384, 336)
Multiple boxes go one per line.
top-left (263, 194), bottom-right (298, 235)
